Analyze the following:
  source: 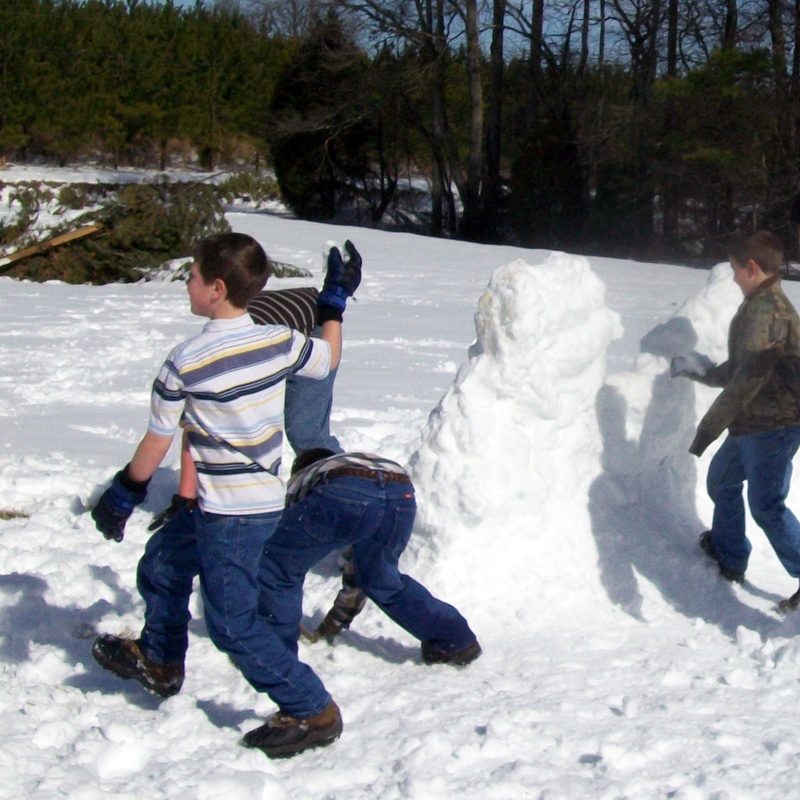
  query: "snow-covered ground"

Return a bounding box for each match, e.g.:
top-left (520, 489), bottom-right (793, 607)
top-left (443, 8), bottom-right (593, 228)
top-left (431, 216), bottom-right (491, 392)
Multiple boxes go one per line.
top-left (3, 166), bottom-right (800, 799)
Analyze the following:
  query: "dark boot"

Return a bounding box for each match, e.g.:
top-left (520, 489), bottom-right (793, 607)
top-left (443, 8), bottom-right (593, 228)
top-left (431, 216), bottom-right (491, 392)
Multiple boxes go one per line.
top-left (306, 553), bottom-right (367, 642)
top-left (312, 585), bottom-right (367, 641)
top-left (242, 700), bottom-right (343, 759)
top-left (699, 531), bottom-right (745, 583)
top-left (92, 634), bottom-right (184, 698)
top-left (778, 582), bottom-right (800, 614)
top-left (421, 639), bottom-right (482, 666)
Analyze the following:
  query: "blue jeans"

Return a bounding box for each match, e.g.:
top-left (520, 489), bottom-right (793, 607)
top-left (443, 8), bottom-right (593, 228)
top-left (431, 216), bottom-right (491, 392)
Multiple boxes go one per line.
top-left (138, 506), bottom-right (331, 718)
top-left (284, 326), bottom-right (342, 454)
top-left (706, 425), bottom-right (800, 577)
top-left (137, 507), bottom-right (280, 664)
top-left (257, 476), bottom-right (477, 659)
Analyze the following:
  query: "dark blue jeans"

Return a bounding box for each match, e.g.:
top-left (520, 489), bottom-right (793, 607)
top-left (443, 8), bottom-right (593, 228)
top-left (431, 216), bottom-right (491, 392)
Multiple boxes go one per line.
top-left (137, 507), bottom-right (281, 664)
top-left (706, 425), bottom-right (800, 577)
top-left (217, 476), bottom-right (476, 719)
top-left (257, 476), bottom-right (477, 658)
top-left (137, 506), bottom-right (331, 719)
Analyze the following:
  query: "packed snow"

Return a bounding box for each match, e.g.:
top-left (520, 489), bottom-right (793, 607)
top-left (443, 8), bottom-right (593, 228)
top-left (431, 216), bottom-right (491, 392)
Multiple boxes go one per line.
top-left (3, 166), bottom-right (800, 799)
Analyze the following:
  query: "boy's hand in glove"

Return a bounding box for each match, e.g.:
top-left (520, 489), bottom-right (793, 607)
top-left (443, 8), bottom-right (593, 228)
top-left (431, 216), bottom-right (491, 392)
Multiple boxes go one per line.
top-left (91, 465), bottom-right (149, 543)
top-left (317, 240), bottom-right (362, 316)
top-left (148, 494), bottom-right (196, 532)
top-left (670, 352), bottom-right (714, 379)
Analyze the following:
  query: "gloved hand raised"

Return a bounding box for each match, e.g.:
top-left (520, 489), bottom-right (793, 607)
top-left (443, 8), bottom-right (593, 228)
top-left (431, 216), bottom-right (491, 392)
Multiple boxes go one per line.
top-left (317, 240), bottom-right (362, 314)
top-left (91, 464), bottom-right (150, 542)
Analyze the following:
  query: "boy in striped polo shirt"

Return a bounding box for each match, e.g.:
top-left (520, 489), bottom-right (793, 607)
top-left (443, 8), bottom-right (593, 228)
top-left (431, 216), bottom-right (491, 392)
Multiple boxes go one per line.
top-left (89, 232), bottom-right (361, 709)
top-left (148, 284), bottom-right (344, 531)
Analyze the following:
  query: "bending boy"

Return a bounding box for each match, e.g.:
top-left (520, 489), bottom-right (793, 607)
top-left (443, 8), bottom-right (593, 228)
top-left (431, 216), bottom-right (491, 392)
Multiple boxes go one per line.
top-left (241, 448), bottom-right (481, 758)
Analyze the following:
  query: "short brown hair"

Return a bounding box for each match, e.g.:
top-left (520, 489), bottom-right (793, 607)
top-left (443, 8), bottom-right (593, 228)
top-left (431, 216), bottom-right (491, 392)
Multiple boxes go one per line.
top-left (727, 230), bottom-right (785, 275)
top-left (193, 232), bottom-right (271, 308)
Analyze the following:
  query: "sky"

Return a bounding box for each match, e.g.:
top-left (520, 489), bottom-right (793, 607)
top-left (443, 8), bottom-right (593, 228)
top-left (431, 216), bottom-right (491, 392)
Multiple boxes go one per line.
top-left (3, 164), bottom-right (800, 799)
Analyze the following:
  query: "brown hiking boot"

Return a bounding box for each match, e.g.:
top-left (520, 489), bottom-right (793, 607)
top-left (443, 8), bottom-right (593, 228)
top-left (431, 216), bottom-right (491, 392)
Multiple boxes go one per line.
top-left (241, 700), bottom-right (343, 759)
top-left (421, 639), bottom-right (482, 666)
top-left (92, 634), bottom-right (184, 698)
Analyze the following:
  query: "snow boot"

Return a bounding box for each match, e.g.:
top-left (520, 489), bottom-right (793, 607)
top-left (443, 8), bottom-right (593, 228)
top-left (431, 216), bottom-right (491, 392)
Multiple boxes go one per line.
top-left (699, 531), bottom-right (745, 584)
top-left (310, 585), bottom-right (367, 642)
top-left (241, 700), bottom-right (342, 759)
top-left (92, 634), bottom-right (184, 698)
top-left (777, 582), bottom-right (800, 614)
top-left (421, 639), bottom-right (482, 666)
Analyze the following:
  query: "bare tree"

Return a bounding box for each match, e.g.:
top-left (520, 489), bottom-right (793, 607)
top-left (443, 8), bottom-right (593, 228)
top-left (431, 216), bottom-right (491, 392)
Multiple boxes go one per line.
top-left (245, 0), bottom-right (328, 37)
top-left (333, 0), bottom-right (505, 239)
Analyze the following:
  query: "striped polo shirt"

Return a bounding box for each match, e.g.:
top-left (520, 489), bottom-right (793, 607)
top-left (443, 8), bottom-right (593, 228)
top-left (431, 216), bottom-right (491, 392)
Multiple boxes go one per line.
top-left (148, 314), bottom-right (331, 514)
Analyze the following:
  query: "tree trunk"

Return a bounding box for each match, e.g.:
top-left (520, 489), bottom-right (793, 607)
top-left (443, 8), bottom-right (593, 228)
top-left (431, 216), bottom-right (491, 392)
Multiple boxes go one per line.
top-left (662, 0), bottom-right (679, 249)
top-left (529, 0), bottom-right (544, 123)
top-left (482, 0), bottom-right (506, 241)
top-left (458, 0), bottom-right (486, 238)
top-left (722, 0), bottom-right (737, 49)
top-left (768, 0), bottom-right (792, 206)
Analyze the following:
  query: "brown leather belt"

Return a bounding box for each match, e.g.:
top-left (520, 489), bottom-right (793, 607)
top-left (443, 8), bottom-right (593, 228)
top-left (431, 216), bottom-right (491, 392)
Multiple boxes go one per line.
top-left (324, 466), bottom-right (411, 484)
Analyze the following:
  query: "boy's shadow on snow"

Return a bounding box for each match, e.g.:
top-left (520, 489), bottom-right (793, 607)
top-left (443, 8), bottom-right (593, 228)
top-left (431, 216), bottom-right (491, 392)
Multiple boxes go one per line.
top-left (0, 567), bottom-right (169, 708)
top-left (589, 316), bottom-right (783, 638)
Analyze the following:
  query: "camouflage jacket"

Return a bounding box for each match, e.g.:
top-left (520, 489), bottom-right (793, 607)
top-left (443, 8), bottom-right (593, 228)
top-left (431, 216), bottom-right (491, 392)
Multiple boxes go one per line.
top-left (694, 275), bottom-right (800, 447)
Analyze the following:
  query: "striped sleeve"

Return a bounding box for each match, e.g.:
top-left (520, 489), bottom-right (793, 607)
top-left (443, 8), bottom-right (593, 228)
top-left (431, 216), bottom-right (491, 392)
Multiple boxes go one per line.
top-left (148, 350), bottom-right (187, 437)
top-left (292, 333), bottom-right (331, 380)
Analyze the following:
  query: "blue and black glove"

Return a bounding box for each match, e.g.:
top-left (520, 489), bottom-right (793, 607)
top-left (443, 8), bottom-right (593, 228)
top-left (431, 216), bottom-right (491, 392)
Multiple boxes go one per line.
top-left (317, 240), bottom-right (362, 322)
top-left (91, 464), bottom-right (150, 543)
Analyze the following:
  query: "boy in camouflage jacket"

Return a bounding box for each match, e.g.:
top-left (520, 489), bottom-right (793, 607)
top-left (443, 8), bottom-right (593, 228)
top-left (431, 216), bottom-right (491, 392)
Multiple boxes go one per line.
top-left (672, 230), bottom-right (800, 610)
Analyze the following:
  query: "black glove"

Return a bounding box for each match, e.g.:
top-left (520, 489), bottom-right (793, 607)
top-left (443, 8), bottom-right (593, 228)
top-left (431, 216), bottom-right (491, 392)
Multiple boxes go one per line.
top-left (91, 465), bottom-right (149, 542)
top-left (148, 494), bottom-right (196, 532)
top-left (317, 240), bottom-right (362, 317)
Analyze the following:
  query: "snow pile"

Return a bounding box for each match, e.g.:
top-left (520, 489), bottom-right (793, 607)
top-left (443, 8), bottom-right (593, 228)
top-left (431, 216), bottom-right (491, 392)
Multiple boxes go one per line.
top-left (408, 253), bottom-right (622, 621)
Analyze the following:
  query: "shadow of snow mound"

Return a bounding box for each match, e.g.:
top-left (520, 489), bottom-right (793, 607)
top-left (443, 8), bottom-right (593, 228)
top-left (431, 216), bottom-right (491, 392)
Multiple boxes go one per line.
top-left (589, 263), bottom-right (781, 635)
top-left (406, 253), bottom-right (622, 624)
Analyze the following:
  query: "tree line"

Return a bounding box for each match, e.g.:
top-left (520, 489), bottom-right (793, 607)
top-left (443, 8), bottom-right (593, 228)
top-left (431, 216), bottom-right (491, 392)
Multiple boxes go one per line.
top-left (0, 0), bottom-right (290, 171)
top-left (3, 0), bottom-right (800, 263)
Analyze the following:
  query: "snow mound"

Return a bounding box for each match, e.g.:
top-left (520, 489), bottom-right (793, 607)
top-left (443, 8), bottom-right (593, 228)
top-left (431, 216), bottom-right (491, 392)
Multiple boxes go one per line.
top-left (407, 253), bottom-right (622, 623)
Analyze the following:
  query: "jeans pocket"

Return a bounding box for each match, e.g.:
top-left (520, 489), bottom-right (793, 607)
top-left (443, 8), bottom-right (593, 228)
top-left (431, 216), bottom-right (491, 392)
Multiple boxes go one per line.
top-left (299, 489), bottom-right (370, 544)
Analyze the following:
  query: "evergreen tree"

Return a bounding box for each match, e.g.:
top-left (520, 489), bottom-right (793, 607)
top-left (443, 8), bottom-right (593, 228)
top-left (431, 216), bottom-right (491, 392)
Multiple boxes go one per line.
top-left (268, 12), bottom-right (374, 219)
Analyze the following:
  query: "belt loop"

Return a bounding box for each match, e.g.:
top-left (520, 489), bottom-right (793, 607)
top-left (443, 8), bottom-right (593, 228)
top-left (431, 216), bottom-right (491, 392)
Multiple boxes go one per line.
top-left (377, 471), bottom-right (386, 488)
